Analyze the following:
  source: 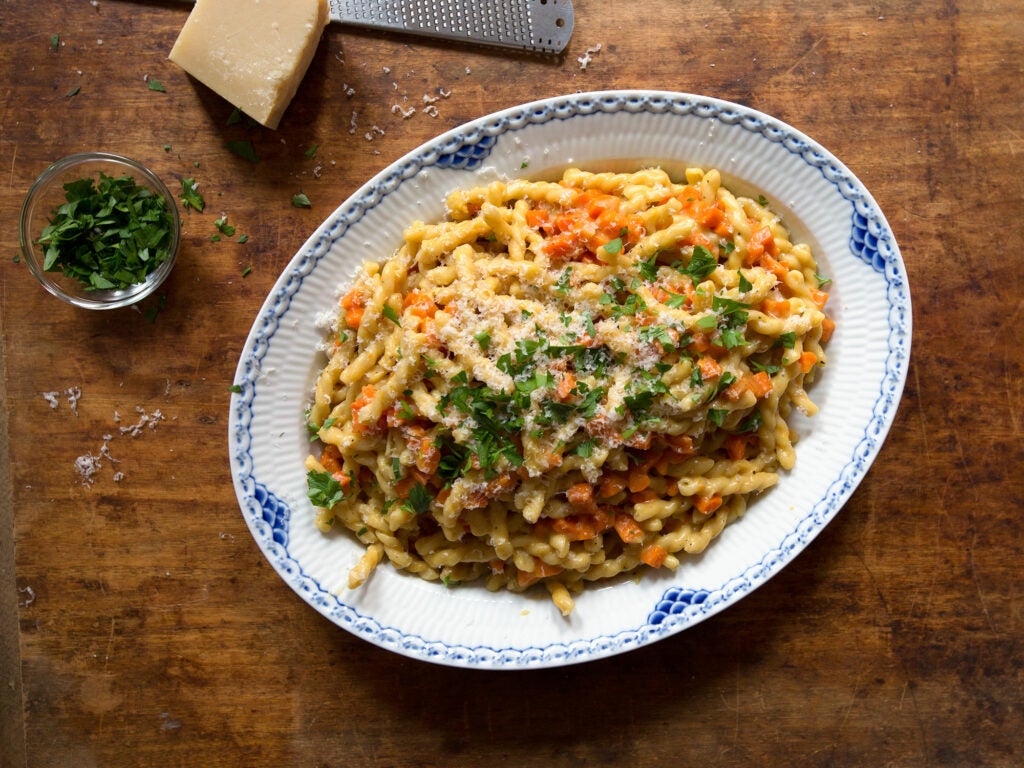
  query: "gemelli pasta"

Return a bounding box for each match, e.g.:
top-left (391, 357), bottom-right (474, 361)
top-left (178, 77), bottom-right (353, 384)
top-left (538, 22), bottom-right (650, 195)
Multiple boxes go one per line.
top-left (304, 167), bottom-right (833, 615)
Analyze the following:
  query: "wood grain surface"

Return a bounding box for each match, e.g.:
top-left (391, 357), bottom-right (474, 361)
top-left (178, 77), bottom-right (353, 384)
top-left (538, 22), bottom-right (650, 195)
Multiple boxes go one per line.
top-left (2, 1), bottom-right (1022, 766)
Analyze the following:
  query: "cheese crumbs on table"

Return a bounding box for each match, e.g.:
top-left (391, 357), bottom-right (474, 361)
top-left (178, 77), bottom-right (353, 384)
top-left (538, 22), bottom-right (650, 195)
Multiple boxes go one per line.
top-left (305, 167), bottom-right (834, 616)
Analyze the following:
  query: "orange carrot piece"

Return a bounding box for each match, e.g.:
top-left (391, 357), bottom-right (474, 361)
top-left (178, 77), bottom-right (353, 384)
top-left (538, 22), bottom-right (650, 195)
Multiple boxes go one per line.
top-left (808, 287), bottom-right (829, 309)
top-left (820, 317), bottom-right (836, 343)
top-left (627, 469), bottom-right (651, 494)
top-left (640, 544), bottom-right (668, 568)
top-left (699, 356), bottom-right (723, 380)
top-left (697, 204), bottom-right (725, 230)
top-left (340, 289), bottom-right (366, 329)
top-left (798, 351), bottom-right (818, 373)
top-left (722, 378), bottom-right (748, 402)
top-left (350, 385), bottom-right (377, 433)
top-left (760, 298), bottom-right (792, 318)
top-left (693, 494), bottom-right (723, 514)
top-left (723, 434), bottom-right (754, 461)
top-left (748, 370), bottom-right (773, 399)
top-left (566, 482), bottom-right (595, 508)
top-left (598, 472), bottom-right (627, 499)
top-left (516, 561), bottom-right (564, 588)
top-left (556, 372), bottom-right (577, 401)
top-left (525, 208), bottom-right (549, 228)
top-left (544, 232), bottom-right (581, 259)
top-left (614, 513), bottom-right (645, 544)
top-left (403, 290), bottom-right (437, 318)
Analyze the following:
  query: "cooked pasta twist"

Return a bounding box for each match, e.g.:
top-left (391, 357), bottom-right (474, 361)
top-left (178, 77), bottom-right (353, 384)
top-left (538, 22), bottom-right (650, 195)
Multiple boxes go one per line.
top-left (304, 167), bottom-right (834, 615)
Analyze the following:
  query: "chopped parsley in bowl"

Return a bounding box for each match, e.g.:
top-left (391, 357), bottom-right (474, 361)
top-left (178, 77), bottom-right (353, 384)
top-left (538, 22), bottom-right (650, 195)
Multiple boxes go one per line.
top-left (19, 152), bottom-right (180, 309)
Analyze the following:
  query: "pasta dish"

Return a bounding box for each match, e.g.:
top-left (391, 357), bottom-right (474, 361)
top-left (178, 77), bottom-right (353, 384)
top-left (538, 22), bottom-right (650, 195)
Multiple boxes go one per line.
top-left (304, 166), bottom-right (833, 615)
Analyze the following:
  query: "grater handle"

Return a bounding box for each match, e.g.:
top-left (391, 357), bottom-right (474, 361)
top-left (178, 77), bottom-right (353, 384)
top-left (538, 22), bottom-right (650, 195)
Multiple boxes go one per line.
top-left (328, 0), bottom-right (574, 54)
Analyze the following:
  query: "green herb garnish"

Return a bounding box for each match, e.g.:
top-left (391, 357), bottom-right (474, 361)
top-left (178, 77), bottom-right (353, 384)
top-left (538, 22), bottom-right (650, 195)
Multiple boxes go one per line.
top-left (228, 140), bottom-right (259, 163)
top-left (680, 245), bottom-right (718, 282)
top-left (36, 172), bottom-right (176, 291)
top-left (402, 483), bottom-right (433, 515)
top-left (381, 304), bottom-right (400, 325)
top-left (180, 178), bottom-right (205, 211)
top-left (306, 470), bottom-right (347, 509)
top-left (292, 192), bottom-right (312, 208)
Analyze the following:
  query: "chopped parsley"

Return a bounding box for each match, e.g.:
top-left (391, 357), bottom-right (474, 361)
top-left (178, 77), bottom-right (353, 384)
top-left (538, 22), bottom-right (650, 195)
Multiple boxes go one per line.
top-left (306, 470), bottom-right (347, 508)
top-left (228, 140), bottom-right (259, 163)
top-left (381, 304), bottom-right (400, 325)
top-left (679, 245), bottom-right (718, 282)
top-left (180, 178), bottom-right (205, 211)
top-left (35, 172), bottom-right (177, 291)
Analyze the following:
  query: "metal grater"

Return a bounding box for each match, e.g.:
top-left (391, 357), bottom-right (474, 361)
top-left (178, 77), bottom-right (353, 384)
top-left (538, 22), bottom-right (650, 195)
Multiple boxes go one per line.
top-left (327, 0), bottom-right (574, 54)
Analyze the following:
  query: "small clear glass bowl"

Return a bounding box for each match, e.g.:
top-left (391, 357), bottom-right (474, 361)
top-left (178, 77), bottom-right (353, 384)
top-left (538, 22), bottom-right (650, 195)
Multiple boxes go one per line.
top-left (19, 152), bottom-right (180, 310)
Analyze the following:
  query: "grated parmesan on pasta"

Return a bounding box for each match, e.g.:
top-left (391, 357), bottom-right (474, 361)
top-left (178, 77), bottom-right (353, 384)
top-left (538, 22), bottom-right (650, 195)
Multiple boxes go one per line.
top-left (305, 167), bottom-right (833, 615)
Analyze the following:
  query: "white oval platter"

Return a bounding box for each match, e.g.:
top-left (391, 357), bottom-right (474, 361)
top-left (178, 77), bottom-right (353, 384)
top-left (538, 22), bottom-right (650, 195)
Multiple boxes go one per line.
top-left (228, 91), bottom-right (912, 669)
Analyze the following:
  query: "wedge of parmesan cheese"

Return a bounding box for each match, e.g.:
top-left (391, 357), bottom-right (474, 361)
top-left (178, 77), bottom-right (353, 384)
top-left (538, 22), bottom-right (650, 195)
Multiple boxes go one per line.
top-left (169, 0), bottom-right (329, 129)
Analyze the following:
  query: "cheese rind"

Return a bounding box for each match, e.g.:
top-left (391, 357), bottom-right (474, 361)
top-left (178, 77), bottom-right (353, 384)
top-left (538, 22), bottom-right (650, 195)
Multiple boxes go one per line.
top-left (169, 0), bottom-right (329, 129)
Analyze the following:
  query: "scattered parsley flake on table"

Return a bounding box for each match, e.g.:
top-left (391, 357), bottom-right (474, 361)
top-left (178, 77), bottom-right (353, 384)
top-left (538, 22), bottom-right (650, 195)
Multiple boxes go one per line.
top-left (180, 178), bottom-right (205, 211)
top-left (227, 140), bottom-right (259, 162)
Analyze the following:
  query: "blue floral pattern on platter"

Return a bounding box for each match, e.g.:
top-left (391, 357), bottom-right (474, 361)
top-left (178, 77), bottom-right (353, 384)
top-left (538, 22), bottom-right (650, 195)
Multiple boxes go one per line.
top-left (229, 91), bottom-right (912, 669)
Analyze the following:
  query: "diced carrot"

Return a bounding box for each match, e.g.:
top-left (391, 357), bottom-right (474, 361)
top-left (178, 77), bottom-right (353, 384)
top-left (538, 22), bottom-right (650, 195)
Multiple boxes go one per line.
top-left (666, 433), bottom-right (696, 459)
top-left (544, 232), bottom-right (581, 259)
top-left (553, 510), bottom-right (612, 542)
top-left (598, 472), bottom-right (627, 499)
top-left (489, 559), bottom-right (505, 574)
top-left (541, 449), bottom-right (564, 470)
top-left (723, 434), bottom-right (756, 461)
top-left (699, 356), bottom-right (723, 380)
top-left (640, 544), bottom-right (668, 568)
top-left (393, 468), bottom-right (431, 501)
top-left (798, 351), bottom-right (818, 373)
top-left (525, 208), bottom-right (549, 228)
top-left (319, 444), bottom-right (344, 474)
top-left (758, 253), bottom-right (789, 281)
top-left (749, 225), bottom-right (778, 259)
top-left (697, 204), bottom-right (725, 230)
top-left (585, 193), bottom-right (620, 219)
top-left (350, 385), bottom-right (378, 434)
top-left (516, 560), bottom-right (564, 588)
top-left (614, 512), bottom-right (645, 544)
top-left (808, 287), bottom-right (829, 310)
top-left (722, 378), bottom-right (748, 402)
top-left (820, 317), bottom-right (836, 343)
top-left (566, 482), bottom-right (595, 509)
top-left (631, 489), bottom-right (659, 504)
top-left (553, 516), bottom-right (598, 541)
top-left (627, 468), bottom-right (651, 494)
top-left (403, 290), bottom-right (437, 318)
top-left (693, 494), bottom-right (723, 514)
top-left (340, 289), bottom-right (366, 329)
top-left (748, 370), bottom-right (773, 399)
top-left (760, 298), bottom-right (792, 318)
top-left (413, 436), bottom-right (440, 475)
top-left (687, 331), bottom-right (713, 354)
top-left (650, 284), bottom-right (671, 304)
top-left (556, 372), bottom-right (577, 401)
top-left (464, 473), bottom-right (517, 509)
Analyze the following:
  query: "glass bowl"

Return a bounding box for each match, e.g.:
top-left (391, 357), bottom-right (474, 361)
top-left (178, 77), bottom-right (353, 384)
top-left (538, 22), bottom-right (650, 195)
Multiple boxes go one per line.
top-left (19, 152), bottom-right (180, 309)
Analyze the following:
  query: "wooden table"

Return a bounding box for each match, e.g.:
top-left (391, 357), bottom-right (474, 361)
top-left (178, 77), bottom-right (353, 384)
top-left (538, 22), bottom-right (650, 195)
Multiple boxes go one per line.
top-left (2, 1), bottom-right (1022, 765)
